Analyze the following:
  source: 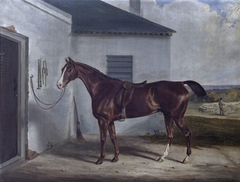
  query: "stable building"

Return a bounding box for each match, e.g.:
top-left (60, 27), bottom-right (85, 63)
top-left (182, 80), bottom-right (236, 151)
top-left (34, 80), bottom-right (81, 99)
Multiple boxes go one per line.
top-left (0, 0), bottom-right (175, 172)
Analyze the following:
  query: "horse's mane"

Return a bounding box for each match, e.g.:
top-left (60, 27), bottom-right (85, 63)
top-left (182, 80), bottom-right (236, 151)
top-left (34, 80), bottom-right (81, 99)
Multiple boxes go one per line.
top-left (76, 62), bottom-right (119, 81)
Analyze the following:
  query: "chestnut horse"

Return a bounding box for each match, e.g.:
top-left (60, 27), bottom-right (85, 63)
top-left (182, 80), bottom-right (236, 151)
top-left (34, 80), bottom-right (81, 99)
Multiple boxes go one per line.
top-left (57, 57), bottom-right (207, 165)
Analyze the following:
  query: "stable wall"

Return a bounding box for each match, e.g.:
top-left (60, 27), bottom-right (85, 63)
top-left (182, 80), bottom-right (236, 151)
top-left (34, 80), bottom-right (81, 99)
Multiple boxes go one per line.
top-left (0, 0), bottom-right (73, 154)
top-left (69, 34), bottom-right (171, 135)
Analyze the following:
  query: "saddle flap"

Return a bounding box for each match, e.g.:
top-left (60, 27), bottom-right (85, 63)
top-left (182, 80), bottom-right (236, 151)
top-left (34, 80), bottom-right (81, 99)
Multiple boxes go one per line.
top-left (116, 89), bottom-right (134, 106)
top-left (115, 90), bottom-right (122, 106)
top-left (116, 80), bottom-right (147, 106)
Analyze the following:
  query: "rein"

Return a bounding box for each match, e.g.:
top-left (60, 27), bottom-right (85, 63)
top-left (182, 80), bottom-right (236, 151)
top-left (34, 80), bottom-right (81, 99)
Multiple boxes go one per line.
top-left (30, 75), bottom-right (65, 110)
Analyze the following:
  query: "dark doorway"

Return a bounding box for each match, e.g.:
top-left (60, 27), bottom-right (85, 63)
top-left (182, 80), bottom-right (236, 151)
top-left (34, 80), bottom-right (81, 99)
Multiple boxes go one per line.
top-left (0, 36), bottom-right (19, 164)
top-left (0, 27), bottom-right (28, 173)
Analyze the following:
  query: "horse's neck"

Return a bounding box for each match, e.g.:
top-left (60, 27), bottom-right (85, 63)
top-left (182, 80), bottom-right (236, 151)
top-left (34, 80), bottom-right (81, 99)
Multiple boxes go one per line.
top-left (76, 63), bottom-right (107, 98)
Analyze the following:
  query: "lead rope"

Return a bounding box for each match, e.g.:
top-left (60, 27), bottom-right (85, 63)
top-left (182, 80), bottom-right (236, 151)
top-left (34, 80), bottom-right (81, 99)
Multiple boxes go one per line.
top-left (30, 75), bottom-right (65, 110)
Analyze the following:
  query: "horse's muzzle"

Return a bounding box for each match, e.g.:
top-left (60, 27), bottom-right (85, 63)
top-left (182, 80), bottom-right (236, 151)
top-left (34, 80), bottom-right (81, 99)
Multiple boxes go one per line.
top-left (56, 82), bottom-right (64, 90)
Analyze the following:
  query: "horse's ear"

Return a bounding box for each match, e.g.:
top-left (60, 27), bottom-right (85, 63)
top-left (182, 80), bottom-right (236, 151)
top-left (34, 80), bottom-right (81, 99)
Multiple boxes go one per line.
top-left (65, 58), bottom-right (69, 62)
top-left (68, 57), bottom-right (75, 64)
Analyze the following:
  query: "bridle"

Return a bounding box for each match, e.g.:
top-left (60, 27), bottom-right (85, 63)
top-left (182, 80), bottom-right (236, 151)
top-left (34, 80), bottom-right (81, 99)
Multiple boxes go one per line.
top-left (30, 75), bottom-right (65, 110)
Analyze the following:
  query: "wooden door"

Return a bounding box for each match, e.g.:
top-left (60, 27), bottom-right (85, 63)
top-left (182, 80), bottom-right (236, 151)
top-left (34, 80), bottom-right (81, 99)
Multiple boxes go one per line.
top-left (0, 36), bottom-right (19, 164)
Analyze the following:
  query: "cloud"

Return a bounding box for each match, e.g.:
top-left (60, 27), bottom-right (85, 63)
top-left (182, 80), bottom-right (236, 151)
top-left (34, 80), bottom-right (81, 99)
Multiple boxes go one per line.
top-left (198, 0), bottom-right (240, 27)
top-left (143, 0), bottom-right (240, 85)
top-left (156, 0), bottom-right (175, 7)
top-left (156, 0), bottom-right (240, 27)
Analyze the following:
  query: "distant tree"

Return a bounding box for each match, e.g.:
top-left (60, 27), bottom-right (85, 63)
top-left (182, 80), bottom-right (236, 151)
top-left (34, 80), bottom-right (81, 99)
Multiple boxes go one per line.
top-left (237, 90), bottom-right (240, 101)
top-left (228, 88), bottom-right (238, 101)
top-left (208, 92), bottom-right (219, 102)
top-left (219, 93), bottom-right (228, 102)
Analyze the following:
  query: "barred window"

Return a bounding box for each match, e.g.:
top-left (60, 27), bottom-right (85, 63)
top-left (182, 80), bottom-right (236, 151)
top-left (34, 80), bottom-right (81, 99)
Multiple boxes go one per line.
top-left (106, 55), bottom-right (133, 82)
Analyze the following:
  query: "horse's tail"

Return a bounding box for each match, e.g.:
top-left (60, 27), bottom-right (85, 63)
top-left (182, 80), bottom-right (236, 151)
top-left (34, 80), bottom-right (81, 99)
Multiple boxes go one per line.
top-left (183, 80), bottom-right (207, 98)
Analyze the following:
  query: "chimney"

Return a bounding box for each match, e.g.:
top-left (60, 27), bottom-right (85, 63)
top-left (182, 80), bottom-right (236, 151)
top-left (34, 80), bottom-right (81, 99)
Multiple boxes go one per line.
top-left (129, 0), bottom-right (141, 16)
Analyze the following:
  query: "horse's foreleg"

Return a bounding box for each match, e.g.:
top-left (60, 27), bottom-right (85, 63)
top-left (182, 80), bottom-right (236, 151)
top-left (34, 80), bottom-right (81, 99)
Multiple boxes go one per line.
top-left (175, 118), bottom-right (191, 164)
top-left (96, 118), bottom-right (108, 165)
top-left (157, 114), bottom-right (174, 162)
top-left (108, 121), bottom-right (119, 162)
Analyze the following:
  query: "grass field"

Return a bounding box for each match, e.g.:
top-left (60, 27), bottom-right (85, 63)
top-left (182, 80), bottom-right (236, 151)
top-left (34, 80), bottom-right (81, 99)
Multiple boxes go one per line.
top-left (143, 116), bottom-right (240, 148)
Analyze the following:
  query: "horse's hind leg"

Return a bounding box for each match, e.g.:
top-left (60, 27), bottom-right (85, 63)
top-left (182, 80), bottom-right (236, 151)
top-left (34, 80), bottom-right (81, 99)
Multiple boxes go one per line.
top-left (157, 114), bottom-right (174, 162)
top-left (174, 118), bottom-right (191, 164)
top-left (108, 121), bottom-right (119, 162)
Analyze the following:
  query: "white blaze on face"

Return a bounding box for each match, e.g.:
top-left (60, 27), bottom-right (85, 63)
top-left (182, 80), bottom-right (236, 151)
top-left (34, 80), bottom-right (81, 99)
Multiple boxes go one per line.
top-left (57, 66), bottom-right (67, 90)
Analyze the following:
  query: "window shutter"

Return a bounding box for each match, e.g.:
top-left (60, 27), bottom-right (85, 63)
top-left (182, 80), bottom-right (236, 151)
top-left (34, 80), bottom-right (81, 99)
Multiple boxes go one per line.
top-left (107, 55), bottom-right (133, 82)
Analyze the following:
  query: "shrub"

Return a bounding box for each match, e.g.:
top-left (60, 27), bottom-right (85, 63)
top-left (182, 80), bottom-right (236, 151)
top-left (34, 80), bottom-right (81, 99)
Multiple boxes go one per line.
top-left (218, 93), bottom-right (228, 102)
top-left (208, 92), bottom-right (219, 102)
top-left (237, 90), bottom-right (240, 101)
top-left (228, 89), bottom-right (238, 101)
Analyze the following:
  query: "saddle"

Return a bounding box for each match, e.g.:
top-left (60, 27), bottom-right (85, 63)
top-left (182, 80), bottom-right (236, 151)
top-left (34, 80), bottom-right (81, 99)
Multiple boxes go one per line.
top-left (116, 80), bottom-right (147, 121)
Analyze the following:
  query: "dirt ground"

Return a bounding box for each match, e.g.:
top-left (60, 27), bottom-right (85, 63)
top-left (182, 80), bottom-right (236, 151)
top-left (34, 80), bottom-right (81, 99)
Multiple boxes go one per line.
top-left (1, 135), bottom-right (240, 182)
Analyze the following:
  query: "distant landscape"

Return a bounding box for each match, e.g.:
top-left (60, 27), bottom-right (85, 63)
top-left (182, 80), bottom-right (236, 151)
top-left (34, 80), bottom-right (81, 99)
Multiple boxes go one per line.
top-left (189, 85), bottom-right (240, 102)
top-left (203, 85), bottom-right (240, 90)
top-left (187, 85), bottom-right (240, 119)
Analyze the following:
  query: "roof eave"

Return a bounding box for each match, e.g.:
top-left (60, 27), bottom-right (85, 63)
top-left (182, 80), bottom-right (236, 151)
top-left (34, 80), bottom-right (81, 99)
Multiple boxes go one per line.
top-left (74, 30), bottom-right (176, 36)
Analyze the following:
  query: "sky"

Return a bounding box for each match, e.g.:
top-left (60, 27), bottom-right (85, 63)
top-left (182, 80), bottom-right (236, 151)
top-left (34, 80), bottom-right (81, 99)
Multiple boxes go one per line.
top-left (156, 0), bottom-right (239, 17)
top-left (147, 0), bottom-right (240, 85)
top-left (198, 0), bottom-right (239, 26)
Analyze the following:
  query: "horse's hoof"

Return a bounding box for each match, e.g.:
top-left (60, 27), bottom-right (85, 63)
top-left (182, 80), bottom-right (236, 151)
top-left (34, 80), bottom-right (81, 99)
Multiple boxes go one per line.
top-left (157, 157), bottom-right (164, 162)
top-left (182, 156), bottom-right (189, 164)
top-left (95, 159), bottom-right (103, 165)
top-left (111, 157), bottom-right (119, 162)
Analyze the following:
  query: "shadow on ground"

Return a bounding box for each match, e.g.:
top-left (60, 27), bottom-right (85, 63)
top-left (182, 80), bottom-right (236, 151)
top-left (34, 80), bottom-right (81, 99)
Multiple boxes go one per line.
top-left (1, 135), bottom-right (240, 182)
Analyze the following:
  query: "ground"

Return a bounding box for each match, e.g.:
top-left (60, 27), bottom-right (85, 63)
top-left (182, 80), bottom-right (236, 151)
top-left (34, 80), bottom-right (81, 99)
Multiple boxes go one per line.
top-left (1, 135), bottom-right (240, 182)
top-left (1, 101), bottom-right (240, 181)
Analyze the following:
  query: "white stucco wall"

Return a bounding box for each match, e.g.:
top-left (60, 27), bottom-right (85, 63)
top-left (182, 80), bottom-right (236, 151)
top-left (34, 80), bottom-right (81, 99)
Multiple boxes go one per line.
top-left (69, 34), bottom-right (171, 134)
top-left (0, 0), bottom-right (74, 153)
top-left (104, 0), bottom-right (240, 86)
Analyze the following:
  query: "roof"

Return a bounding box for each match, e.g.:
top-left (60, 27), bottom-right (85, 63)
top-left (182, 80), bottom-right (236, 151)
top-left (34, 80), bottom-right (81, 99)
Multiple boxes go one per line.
top-left (42, 0), bottom-right (176, 36)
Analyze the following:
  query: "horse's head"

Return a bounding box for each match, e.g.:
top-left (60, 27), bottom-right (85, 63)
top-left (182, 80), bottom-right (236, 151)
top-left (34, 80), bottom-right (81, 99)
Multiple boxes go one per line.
top-left (56, 57), bottom-right (78, 90)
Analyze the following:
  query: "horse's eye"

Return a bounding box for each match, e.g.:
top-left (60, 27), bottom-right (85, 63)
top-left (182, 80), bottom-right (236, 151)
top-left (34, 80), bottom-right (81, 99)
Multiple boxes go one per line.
top-left (67, 68), bottom-right (72, 72)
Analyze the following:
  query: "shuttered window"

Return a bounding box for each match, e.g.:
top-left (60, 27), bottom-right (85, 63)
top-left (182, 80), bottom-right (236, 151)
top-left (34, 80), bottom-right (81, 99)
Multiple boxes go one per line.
top-left (106, 55), bottom-right (133, 82)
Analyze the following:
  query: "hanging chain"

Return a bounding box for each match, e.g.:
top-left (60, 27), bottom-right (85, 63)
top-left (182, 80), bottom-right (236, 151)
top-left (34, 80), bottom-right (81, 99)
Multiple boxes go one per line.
top-left (30, 75), bottom-right (65, 110)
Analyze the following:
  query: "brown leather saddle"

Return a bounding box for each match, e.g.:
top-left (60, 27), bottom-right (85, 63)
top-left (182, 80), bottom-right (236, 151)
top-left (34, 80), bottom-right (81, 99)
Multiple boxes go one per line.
top-left (116, 80), bottom-right (147, 120)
